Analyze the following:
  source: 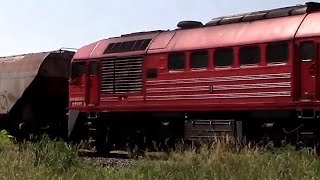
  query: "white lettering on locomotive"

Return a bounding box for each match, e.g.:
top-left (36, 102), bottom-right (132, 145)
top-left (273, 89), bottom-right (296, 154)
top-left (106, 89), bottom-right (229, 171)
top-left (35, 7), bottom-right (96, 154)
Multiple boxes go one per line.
top-left (71, 102), bottom-right (83, 106)
top-left (70, 97), bottom-right (85, 102)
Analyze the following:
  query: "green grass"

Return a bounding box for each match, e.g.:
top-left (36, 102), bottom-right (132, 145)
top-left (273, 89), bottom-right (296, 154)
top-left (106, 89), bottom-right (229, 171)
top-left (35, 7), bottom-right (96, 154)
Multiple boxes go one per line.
top-left (0, 132), bottom-right (320, 180)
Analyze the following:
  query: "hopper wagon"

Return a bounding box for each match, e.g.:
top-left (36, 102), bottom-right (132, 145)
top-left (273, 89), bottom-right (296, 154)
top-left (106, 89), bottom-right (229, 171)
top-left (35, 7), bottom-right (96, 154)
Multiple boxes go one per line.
top-left (0, 50), bottom-right (74, 139)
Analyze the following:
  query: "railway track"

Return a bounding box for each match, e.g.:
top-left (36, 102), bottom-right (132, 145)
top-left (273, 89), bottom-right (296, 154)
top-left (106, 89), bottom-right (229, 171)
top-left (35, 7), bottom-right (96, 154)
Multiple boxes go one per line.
top-left (78, 148), bottom-right (171, 170)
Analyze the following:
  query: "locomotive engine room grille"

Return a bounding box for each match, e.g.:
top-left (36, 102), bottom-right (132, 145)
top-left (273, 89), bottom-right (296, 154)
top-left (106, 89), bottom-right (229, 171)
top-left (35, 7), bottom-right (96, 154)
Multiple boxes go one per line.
top-left (101, 57), bottom-right (143, 94)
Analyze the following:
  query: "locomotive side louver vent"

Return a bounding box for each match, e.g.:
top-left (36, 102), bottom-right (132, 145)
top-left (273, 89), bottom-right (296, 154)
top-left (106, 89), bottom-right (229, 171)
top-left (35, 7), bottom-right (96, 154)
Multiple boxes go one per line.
top-left (104, 39), bottom-right (152, 54)
top-left (101, 57), bottom-right (143, 94)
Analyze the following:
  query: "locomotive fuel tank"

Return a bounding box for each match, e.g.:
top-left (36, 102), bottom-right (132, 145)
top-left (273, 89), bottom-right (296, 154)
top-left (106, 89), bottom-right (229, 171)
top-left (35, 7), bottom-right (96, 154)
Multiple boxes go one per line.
top-left (0, 50), bottom-right (75, 139)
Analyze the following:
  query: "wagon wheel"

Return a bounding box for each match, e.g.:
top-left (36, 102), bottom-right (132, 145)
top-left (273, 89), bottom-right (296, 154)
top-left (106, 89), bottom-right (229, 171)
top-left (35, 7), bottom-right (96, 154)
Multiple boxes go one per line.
top-left (11, 103), bottom-right (36, 142)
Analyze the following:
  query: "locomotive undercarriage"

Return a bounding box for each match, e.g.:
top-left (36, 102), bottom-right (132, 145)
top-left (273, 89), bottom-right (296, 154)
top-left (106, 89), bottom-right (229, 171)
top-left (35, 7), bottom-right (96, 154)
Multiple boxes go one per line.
top-left (78, 112), bottom-right (185, 154)
top-left (72, 109), bottom-right (320, 154)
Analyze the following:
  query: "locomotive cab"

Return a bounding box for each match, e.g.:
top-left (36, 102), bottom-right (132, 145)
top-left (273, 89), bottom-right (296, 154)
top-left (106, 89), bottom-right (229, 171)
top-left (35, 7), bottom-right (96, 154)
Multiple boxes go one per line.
top-left (296, 40), bottom-right (317, 101)
top-left (293, 10), bottom-right (320, 119)
top-left (69, 61), bottom-right (86, 107)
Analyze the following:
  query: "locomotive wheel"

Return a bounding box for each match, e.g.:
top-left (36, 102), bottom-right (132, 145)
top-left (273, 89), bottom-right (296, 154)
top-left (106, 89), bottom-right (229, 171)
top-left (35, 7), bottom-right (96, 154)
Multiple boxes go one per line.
top-left (125, 132), bottom-right (146, 159)
top-left (95, 123), bottom-right (112, 155)
top-left (126, 142), bottom-right (142, 159)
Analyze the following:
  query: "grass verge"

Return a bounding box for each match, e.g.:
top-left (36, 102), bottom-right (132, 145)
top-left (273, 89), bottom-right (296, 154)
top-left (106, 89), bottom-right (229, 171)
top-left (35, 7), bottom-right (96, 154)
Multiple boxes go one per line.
top-left (0, 132), bottom-right (320, 180)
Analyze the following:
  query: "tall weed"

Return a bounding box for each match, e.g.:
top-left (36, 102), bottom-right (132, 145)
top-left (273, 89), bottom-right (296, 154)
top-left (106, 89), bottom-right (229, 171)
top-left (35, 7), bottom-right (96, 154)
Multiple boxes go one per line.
top-left (29, 136), bottom-right (79, 172)
top-left (0, 134), bottom-right (320, 179)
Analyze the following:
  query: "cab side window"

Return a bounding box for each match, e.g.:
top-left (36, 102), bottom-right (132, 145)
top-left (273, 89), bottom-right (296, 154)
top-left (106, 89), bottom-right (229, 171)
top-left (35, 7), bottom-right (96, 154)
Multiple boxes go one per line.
top-left (300, 41), bottom-right (314, 60)
top-left (168, 52), bottom-right (185, 70)
top-left (214, 48), bottom-right (234, 67)
top-left (190, 50), bottom-right (208, 69)
top-left (267, 42), bottom-right (289, 63)
top-left (239, 46), bottom-right (260, 65)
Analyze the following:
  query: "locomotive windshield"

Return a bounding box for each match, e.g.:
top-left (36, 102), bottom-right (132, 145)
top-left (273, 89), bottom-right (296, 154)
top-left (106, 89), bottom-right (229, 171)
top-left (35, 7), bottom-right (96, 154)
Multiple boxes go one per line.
top-left (71, 61), bottom-right (86, 79)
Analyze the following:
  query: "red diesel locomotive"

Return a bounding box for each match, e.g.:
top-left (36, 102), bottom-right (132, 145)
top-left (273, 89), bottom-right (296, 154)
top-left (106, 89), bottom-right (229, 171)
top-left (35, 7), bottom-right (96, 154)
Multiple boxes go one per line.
top-left (68, 2), bottom-right (320, 152)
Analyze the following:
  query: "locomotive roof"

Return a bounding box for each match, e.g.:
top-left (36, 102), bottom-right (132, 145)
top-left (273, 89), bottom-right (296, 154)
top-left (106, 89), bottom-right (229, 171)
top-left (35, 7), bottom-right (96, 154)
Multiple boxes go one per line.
top-left (73, 2), bottom-right (320, 60)
top-left (204, 2), bottom-right (317, 27)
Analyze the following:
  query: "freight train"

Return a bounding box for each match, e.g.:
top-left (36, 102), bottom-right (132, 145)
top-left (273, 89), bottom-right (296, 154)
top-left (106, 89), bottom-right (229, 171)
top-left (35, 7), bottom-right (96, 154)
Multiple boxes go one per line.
top-left (2, 2), bottom-right (320, 153)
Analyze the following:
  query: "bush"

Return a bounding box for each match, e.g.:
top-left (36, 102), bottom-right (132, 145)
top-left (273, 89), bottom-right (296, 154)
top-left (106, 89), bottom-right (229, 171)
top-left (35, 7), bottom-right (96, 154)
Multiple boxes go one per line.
top-left (29, 136), bottom-right (80, 172)
top-left (0, 135), bottom-right (111, 179)
top-left (0, 130), bottom-right (13, 151)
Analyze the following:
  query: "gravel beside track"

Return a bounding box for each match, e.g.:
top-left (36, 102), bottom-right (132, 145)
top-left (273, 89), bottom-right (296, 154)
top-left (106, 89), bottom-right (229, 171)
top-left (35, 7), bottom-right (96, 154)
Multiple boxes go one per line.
top-left (83, 156), bottom-right (135, 170)
top-left (79, 150), bottom-right (136, 170)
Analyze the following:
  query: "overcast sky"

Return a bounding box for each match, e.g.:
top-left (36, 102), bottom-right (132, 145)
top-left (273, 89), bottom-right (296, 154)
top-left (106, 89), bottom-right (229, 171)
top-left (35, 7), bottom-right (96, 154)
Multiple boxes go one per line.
top-left (0, 0), bottom-right (309, 56)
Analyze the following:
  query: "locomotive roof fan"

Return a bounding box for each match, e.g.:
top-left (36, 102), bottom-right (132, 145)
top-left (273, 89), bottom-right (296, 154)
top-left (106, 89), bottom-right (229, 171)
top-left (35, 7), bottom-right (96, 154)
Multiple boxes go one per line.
top-left (177, 21), bottom-right (203, 29)
top-left (306, 2), bottom-right (320, 13)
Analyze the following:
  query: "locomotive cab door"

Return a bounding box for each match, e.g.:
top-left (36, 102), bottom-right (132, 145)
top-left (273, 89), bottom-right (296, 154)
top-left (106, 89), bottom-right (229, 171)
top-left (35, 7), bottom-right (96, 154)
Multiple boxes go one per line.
top-left (86, 61), bottom-right (100, 106)
top-left (297, 40), bottom-right (318, 101)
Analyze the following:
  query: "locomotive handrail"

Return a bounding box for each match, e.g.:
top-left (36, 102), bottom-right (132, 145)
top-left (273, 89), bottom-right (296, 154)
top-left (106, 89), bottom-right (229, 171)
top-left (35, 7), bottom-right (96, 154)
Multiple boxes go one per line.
top-left (59, 47), bottom-right (79, 52)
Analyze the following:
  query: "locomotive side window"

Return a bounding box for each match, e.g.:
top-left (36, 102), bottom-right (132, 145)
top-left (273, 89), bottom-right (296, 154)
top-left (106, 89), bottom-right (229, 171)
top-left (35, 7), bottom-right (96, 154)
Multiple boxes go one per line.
top-left (89, 61), bottom-right (98, 75)
top-left (168, 52), bottom-right (185, 70)
top-left (239, 46), bottom-right (260, 65)
top-left (71, 61), bottom-right (86, 78)
top-left (190, 50), bottom-right (208, 69)
top-left (267, 42), bottom-right (289, 63)
top-left (300, 41), bottom-right (314, 60)
top-left (214, 48), bottom-right (234, 67)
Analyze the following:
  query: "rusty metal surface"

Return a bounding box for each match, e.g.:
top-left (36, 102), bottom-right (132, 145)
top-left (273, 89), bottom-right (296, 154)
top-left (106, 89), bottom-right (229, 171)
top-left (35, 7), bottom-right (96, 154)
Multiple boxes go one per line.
top-left (0, 51), bottom-right (74, 115)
